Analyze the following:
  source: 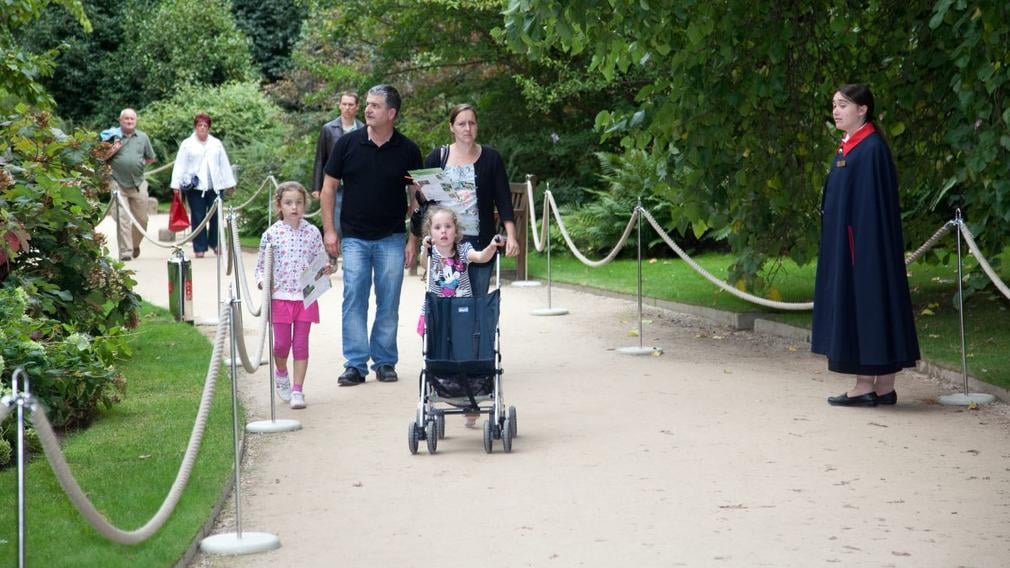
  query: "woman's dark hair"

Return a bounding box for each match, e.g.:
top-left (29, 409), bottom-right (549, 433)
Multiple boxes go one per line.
top-left (448, 103), bottom-right (477, 125)
top-left (193, 112), bottom-right (212, 128)
top-left (836, 84), bottom-right (875, 124)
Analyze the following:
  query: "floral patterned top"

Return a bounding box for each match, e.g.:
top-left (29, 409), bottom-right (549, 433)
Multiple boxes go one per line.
top-left (442, 163), bottom-right (479, 236)
top-left (255, 219), bottom-right (325, 301)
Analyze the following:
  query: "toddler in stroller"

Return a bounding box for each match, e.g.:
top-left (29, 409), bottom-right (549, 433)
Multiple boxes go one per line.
top-left (409, 206), bottom-right (517, 454)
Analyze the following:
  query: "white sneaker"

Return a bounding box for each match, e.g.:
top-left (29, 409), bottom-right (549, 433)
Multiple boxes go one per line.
top-left (289, 391), bottom-right (306, 409)
top-left (275, 375), bottom-right (292, 402)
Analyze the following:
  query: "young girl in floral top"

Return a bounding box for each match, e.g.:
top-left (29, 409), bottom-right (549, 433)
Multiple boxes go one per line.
top-left (255, 181), bottom-right (330, 409)
top-left (417, 205), bottom-right (502, 426)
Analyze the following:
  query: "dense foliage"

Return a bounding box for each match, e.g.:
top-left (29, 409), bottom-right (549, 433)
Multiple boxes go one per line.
top-left (19, 0), bottom-right (258, 122)
top-left (231, 0), bottom-right (306, 81)
top-left (1, 108), bottom-right (138, 458)
top-left (503, 0), bottom-right (1010, 291)
top-left (281, 0), bottom-right (630, 201)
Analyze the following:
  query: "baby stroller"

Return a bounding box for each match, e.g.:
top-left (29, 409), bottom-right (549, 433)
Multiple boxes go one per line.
top-left (409, 258), bottom-right (517, 455)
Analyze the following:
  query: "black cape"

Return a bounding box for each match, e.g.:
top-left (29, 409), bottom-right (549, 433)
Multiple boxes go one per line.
top-left (811, 131), bottom-right (920, 375)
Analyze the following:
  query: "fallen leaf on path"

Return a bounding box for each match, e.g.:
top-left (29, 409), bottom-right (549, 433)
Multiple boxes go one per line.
top-left (627, 329), bottom-right (639, 337)
top-left (138, 454), bottom-right (151, 460)
top-left (352, 482), bottom-right (363, 487)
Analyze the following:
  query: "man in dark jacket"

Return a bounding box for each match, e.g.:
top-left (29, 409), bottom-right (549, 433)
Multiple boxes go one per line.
top-left (312, 91), bottom-right (363, 236)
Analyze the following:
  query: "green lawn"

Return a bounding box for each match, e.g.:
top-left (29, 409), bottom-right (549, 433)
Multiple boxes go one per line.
top-left (0, 304), bottom-right (239, 567)
top-left (525, 251), bottom-right (1010, 391)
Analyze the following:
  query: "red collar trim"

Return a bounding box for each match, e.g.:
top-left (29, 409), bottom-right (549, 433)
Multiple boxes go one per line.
top-left (838, 123), bottom-right (875, 157)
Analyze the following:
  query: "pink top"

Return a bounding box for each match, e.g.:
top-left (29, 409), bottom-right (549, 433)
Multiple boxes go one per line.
top-left (255, 219), bottom-right (325, 301)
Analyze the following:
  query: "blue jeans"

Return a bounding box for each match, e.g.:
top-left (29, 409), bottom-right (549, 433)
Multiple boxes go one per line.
top-left (341, 234), bottom-right (406, 373)
top-left (186, 190), bottom-right (222, 253)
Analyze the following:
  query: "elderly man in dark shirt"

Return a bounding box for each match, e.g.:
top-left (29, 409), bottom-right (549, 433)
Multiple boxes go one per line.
top-left (320, 85), bottom-right (422, 386)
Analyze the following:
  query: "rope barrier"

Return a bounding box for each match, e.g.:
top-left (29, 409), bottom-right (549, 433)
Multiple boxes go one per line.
top-left (905, 221), bottom-right (954, 265)
top-left (231, 245), bottom-right (273, 374)
top-left (524, 177), bottom-right (976, 311)
top-left (640, 209), bottom-right (815, 310)
top-left (546, 191), bottom-right (638, 267)
top-left (228, 216), bottom-right (263, 317)
top-left (959, 222), bottom-right (1010, 301)
top-left (32, 305), bottom-right (231, 545)
top-left (143, 160), bottom-right (174, 178)
top-left (114, 190), bottom-right (219, 249)
top-left (232, 175), bottom-right (277, 212)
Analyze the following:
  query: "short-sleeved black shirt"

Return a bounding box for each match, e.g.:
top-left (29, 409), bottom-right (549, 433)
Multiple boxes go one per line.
top-left (324, 127), bottom-right (423, 240)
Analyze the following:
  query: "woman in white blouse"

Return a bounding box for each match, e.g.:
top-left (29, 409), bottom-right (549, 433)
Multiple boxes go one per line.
top-left (170, 112), bottom-right (236, 257)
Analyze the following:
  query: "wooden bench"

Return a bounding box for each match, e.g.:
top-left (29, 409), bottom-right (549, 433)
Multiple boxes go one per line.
top-left (506, 175), bottom-right (535, 280)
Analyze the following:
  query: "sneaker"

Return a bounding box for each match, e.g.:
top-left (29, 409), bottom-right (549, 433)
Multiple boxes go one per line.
top-left (337, 367), bottom-right (365, 386)
top-left (275, 375), bottom-right (292, 401)
top-left (289, 391), bottom-right (306, 409)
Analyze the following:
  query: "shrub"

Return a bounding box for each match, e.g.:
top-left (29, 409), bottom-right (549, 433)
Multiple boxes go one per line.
top-left (1, 108), bottom-right (138, 463)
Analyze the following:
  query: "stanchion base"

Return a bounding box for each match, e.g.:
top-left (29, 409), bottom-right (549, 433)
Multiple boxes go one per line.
top-left (530, 307), bottom-right (569, 316)
top-left (617, 346), bottom-right (663, 356)
top-left (200, 531), bottom-right (280, 556)
top-left (938, 392), bottom-right (997, 406)
top-left (246, 419), bottom-right (302, 433)
top-left (511, 280), bottom-right (543, 288)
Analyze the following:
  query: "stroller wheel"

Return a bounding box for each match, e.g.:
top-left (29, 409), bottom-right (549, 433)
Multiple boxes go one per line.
top-left (502, 418), bottom-right (513, 453)
top-left (408, 421), bottom-right (420, 455)
top-left (482, 420), bottom-right (494, 454)
top-left (436, 413), bottom-right (446, 439)
top-left (508, 406), bottom-right (518, 438)
top-left (425, 421), bottom-right (438, 454)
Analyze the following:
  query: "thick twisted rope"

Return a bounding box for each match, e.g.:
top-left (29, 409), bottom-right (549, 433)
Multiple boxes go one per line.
top-left (905, 221), bottom-right (954, 265)
top-left (231, 245), bottom-right (273, 374)
top-left (641, 209), bottom-right (816, 310)
top-left (31, 305), bottom-right (231, 545)
top-left (959, 223), bottom-right (1010, 301)
top-left (115, 190), bottom-right (219, 249)
top-left (143, 159), bottom-right (174, 176)
top-left (545, 191), bottom-right (639, 267)
top-left (229, 216), bottom-right (263, 317)
top-left (232, 174), bottom-right (276, 212)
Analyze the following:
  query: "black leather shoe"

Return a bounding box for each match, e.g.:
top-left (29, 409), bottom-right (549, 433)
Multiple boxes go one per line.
top-left (827, 392), bottom-right (878, 407)
top-left (337, 367), bottom-right (365, 386)
top-left (876, 391), bottom-right (897, 405)
top-left (375, 365), bottom-right (398, 383)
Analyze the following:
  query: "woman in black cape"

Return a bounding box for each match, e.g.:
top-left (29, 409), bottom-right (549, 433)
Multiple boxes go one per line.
top-left (811, 84), bottom-right (920, 407)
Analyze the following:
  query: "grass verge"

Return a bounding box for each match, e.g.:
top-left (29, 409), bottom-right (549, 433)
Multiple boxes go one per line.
top-left (525, 251), bottom-right (1010, 391)
top-left (1, 303), bottom-right (238, 567)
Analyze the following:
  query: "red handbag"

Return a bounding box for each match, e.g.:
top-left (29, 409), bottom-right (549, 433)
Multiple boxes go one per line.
top-left (168, 191), bottom-right (190, 232)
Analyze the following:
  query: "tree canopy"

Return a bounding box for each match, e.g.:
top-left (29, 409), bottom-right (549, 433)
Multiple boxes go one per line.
top-left (503, 0), bottom-right (1010, 289)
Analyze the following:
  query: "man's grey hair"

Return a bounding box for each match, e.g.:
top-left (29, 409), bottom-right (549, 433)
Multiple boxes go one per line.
top-left (119, 108), bottom-right (137, 118)
top-left (367, 84), bottom-right (401, 119)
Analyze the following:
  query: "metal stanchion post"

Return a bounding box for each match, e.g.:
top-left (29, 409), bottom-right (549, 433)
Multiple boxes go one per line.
top-left (530, 184), bottom-right (568, 316)
top-left (512, 174), bottom-right (542, 288)
top-left (201, 290), bottom-right (281, 555)
top-left (939, 209), bottom-right (995, 406)
top-left (619, 202), bottom-right (662, 356)
top-left (10, 368), bottom-right (31, 568)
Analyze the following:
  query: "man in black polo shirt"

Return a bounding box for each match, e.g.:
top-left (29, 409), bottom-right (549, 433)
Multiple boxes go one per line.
top-left (320, 84), bottom-right (422, 386)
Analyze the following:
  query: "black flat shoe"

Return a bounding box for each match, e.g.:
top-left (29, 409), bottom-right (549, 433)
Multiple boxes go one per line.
top-left (876, 391), bottom-right (897, 405)
top-left (827, 392), bottom-right (878, 407)
top-left (337, 367), bottom-right (365, 386)
top-left (376, 364), bottom-right (398, 383)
